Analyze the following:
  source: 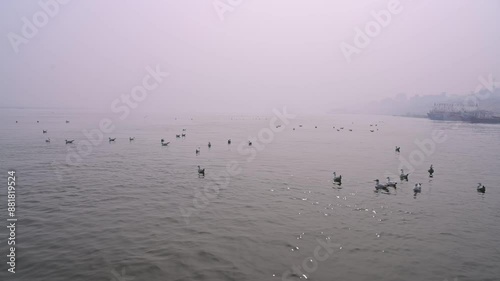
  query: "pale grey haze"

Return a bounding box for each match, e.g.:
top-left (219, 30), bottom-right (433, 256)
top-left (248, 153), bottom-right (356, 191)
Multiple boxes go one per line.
top-left (1, 0), bottom-right (499, 114)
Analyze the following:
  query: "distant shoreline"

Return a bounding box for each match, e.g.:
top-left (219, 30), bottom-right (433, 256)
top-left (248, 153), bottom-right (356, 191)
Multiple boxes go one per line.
top-left (393, 114), bottom-right (428, 119)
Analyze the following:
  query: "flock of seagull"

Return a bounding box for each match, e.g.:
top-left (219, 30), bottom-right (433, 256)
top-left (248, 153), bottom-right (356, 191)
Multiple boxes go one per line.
top-left (28, 119), bottom-right (488, 195)
top-left (332, 148), bottom-right (486, 196)
top-left (36, 123), bottom-right (234, 177)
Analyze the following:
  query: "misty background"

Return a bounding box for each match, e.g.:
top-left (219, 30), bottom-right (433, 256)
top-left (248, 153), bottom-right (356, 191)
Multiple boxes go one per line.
top-left (1, 0), bottom-right (499, 115)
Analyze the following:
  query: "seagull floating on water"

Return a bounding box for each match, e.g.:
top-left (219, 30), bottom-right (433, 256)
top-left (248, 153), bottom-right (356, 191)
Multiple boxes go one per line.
top-left (109, 138), bottom-right (116, 142)
top-left (43, 130), bottom-right (47, 134)
top-left (248, 141), bottom-right (252, 146)
top-left (477, 183), bottom-right (486, 193)
top-left (65, 139), bottom-right (74, 144)
top-left (176, 134), bottom-right (181, 138)
top-left (395, 146), bottom-right (400, 153)
top-left (428, 165), bottom-right (434, 177)
top-left (161, 141), bottom-right (170, 146)
top-left (182, 133), bottom-right (186, 137)
top-left (196, 147), bottom-right (200, 155)
top-left (333, 172), bottom-right (342, 185)
top-left (208, 142), bottom-right (211, 148)
top-left (45, 138), bottom-right (51, 143)
top-left (129, 137), bottom-right (135, 141)
top-left (400, 169), bottom-right (409, 181)
top-left (374, 179), bottom-right (389, 191)
top-left (413, 183), bottom-right (422, 193)
top-left (197, 165), bottom-right (205, 176)
top-left (228, 139), bottom-right (231, 145)
top-left (386, 177), bottom-right (397, 188)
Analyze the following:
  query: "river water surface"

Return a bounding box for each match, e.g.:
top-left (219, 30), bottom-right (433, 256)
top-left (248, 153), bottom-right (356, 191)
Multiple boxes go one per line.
top-left (0, 109), bottom-right (499, 281)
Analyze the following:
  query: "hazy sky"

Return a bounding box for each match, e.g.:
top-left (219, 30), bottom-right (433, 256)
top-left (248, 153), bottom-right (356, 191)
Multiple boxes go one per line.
top-left (1, 0), bottom-right (499, 114)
